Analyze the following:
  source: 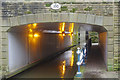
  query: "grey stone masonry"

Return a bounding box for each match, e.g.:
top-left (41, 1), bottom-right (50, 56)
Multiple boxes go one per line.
top-left (0, 1), bottom-right (2, 79)
top-left (113, 2), bottom-right (120, 71)
top-left (1, 2), bottom-right (114, 17)
top-left (0, 2), bottom-right (120, 79)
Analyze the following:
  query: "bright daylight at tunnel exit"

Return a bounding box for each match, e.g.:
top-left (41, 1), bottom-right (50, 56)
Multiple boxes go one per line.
top-left (0, 0), bottom-right (120, 80)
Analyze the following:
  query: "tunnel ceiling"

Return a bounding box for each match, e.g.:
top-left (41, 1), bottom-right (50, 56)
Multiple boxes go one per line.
top-left (8, 22), bottom-right (107, 33)
top-left (77, 23), bottom-right (107, 33)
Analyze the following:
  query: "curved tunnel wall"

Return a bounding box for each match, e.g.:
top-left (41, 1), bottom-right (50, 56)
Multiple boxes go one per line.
top-left (8, 22), bottom-right (108, 73)
top-left (8, 28), bottom-right (72, 73)
top-left (99, 32), bottom-right (107, 68)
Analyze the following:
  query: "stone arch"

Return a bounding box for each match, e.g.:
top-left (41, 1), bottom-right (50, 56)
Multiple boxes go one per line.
top-left (0, 13), bottom-right (115, 78)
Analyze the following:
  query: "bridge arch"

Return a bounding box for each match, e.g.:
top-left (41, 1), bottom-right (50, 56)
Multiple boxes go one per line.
top-left (1, 13), bottom-right (115, 77)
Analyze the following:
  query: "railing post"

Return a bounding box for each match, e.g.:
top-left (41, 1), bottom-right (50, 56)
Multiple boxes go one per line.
top-left (75, 47), bottom-right (82, 77)
top-left (85, 45), bottom-right (87, 60)
top-left (82, 48), bottom-right (86, 66)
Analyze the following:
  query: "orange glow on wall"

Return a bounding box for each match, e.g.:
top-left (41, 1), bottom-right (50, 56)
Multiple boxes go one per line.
top-left (29, 34), bottom-right (33, 38)
top-left (59, 22), bottom-right (66, 37)
top-left (69, 23), bottom-right (74, 34)
top-left (59, 22), bottom-right (65, 33)
top-left (62, 60), bottom-right (66, 78)
top-left (28, 24), bottom-right (32, 28)
top-left (70, 51), bottom-right (74, 67)
top-left (28, 23), bottom-right (37, 29)
top-left (33, 23), bottom-right (37, 29)
top-left (62, 22), bottom-right (65, 32)
top-left (29, 33), bottom-right (40, 38)
top-left (62, 61), bottom-right (66, 74)
top-left (59, 60), bottom-right (66, 78)
top-left (29, 29), bottom-right (33, 32)
top-left (33, 23), bottom-right (37, 26)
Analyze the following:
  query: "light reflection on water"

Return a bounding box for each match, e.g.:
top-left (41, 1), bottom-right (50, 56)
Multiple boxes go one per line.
top-left (59, 60), bottom-right (66, 78)
top-left (70, 51), bottom-right (74, 67)
top-left (59, 50), bottom-right (75, 78)
top-left (12, 48), bottom-right (77, 78)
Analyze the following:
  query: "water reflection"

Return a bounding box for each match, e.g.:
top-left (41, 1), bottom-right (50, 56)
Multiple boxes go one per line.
top-left (59, 60), bottom-right (66, 78)
top-left (58, 50), bottom-right (76, 78)
top-left (11, 48), bottom-right (77, 78)
top-left (70, 51), bottom-right (74, 67)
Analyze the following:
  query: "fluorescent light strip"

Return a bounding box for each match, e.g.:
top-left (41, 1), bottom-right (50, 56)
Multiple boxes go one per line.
top-left (43, 30), bottom-right (70, 34)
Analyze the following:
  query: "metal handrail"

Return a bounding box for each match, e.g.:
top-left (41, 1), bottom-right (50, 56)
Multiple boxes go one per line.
top-left (75, 43), bottom-right (88, 77)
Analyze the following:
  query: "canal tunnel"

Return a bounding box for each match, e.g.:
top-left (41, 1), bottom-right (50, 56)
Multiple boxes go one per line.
top-left (8, 23), bottom-right (74, 73)
top-left (7, 22), bottom-right (108, 77)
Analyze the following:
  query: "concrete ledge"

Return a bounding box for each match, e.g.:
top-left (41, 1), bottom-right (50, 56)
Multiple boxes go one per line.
top-left (86, 14), bottom-right (95, 24)
top-left (95, 16), bottom-right (104, 26)
top-left (26, 14), bottom-right (36, 24)
top-left (44, 13), bottom-right (52, 22)
top-left (51, 13), bottom-right (60, 22)
top-left (10, 17), bottom-right (19, 26)
top-left (60, 13), bottom-right (69, 22)
top-left (17, 15), bottom-right (27, 25)
top-left (35, 13), bottom-right (44, 23)
top-left (103, 16), bottom-right (114, 26)
top-left (1, 13), bottom-right (107, 27)
top-left (77, 14), bottom-right (87, 23)
top-left (69, 13), bottom-right (78, 22)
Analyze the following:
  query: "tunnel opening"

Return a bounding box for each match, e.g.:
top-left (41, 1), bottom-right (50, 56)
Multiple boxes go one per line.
top-left (7, 22), bottom-right (108, 78)
top-left (76, 23), bottom-right (108, 71)
top-left (88, 31), bottom-right (99, 45)
top-left (7, 23), bottom-right (75, 73)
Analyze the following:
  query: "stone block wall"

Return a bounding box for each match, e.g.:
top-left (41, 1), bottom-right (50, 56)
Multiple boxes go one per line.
top-left (113, 2), bottom-right (120, 71)
top-left (1, 2), bottom-right (114, 17)
top-left (0, 26), bottom-right (9, 78)
top-left (0, 1), bottom-right (2, 79)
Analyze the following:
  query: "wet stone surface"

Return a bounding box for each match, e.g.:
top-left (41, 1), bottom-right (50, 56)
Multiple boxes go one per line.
top-left (83, 45), bottom-right (118, 79)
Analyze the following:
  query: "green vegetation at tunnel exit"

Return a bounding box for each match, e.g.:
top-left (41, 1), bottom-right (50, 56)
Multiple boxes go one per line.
top-left (89, 32), bottom-right (99, 43)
